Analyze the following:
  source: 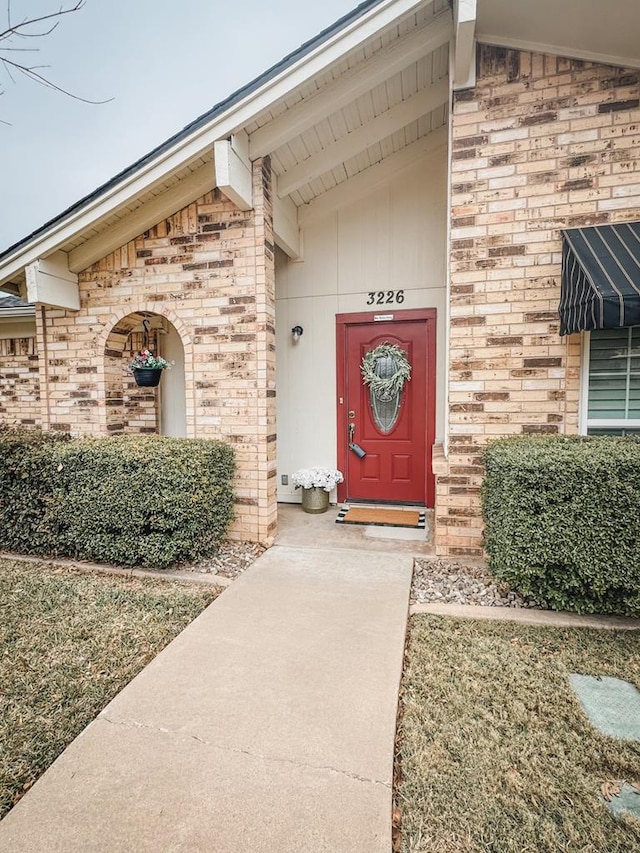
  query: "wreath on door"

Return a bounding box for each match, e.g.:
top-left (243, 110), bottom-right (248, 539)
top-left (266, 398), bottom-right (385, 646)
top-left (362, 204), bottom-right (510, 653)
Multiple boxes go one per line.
top-left (361, 342), bottom-right (411, 401)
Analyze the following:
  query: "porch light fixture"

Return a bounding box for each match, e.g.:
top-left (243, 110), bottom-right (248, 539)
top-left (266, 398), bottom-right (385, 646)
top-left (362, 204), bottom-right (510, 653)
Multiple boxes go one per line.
top-left (291, 325), bottom-right (304, 342)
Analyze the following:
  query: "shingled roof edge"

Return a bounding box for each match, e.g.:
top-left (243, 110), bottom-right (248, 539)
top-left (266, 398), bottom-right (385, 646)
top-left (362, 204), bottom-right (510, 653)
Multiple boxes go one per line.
top-left (0, 0), bottom-right (384, 264)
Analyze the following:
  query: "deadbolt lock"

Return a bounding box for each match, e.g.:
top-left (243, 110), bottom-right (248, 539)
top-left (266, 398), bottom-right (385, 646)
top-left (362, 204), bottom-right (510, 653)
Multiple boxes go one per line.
top-left (348, 410), bottom-right (356, 418)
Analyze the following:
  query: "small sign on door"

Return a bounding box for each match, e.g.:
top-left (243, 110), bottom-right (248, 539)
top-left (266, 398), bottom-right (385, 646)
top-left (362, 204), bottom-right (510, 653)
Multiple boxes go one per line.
top-left (374, 314), bottom-right (394, 322)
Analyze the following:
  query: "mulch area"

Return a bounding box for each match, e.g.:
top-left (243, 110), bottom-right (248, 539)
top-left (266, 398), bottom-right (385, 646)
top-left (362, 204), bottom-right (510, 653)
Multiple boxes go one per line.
top-left (411, 558), bottom-right (539, 609)
top-left (179, 540), bottom-right (265, 578)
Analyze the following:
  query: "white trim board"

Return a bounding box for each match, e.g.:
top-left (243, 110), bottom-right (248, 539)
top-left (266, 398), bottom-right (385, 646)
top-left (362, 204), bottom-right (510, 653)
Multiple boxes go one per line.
top-left (0, 308), bottom-right (35, 318)
top-left (26, 252), bottom-right (79, 311)
top-left (453, 0), bottom-right (476, 89)
top-left (579, 331), bottom-right (589, 436)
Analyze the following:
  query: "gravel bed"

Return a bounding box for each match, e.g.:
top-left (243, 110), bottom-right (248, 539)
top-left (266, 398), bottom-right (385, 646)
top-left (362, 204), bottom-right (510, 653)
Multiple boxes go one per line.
top-left (179, 541), bottom-right (265, 578)
top-left (412, 558), bottom-right (539, 608)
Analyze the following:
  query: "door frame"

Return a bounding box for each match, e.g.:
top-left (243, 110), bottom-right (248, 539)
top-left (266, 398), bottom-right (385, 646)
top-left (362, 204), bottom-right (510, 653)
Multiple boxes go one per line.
top-left (335, 308), bottom-right (437, 506)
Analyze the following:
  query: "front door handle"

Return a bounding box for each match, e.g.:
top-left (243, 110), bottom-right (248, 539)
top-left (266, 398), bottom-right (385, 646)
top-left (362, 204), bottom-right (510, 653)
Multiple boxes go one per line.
top-left (348, 421), bottom-right (366, 458)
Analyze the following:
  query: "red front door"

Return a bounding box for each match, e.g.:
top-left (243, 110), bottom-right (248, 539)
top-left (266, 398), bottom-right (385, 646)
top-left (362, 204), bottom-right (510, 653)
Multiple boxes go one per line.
top-left (336, 310), bottom-right (436, 506)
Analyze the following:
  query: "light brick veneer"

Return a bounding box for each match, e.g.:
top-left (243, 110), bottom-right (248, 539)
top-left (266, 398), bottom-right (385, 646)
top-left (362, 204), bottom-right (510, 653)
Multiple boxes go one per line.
top-left (0, 338), bottom-right (39, 425)
top-left (31, 158), bottom-right (277, 543)
top-left (436, 46), bottom-right (640, 557)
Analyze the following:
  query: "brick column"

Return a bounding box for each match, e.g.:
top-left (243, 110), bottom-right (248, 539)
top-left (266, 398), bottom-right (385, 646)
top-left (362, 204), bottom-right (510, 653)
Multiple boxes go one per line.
top-left (252, 157), bottom-right (278, 544)
top-left (435, 46), bottom-right (640, 558)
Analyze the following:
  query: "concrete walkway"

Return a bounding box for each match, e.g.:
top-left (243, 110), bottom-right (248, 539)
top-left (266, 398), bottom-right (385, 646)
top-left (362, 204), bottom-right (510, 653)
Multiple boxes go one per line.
top-left (0, 545), bottom-right (413, 852)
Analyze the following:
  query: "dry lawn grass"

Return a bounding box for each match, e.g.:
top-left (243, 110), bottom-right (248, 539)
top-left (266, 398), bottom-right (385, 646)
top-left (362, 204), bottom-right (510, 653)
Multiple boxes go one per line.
top-left (0, 559), bottom-right (220, 819)
top-left (397, 616), bottom-right (640, 853)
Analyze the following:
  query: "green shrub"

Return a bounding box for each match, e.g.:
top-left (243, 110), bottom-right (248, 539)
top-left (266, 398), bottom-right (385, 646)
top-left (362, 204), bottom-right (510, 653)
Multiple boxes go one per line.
top-left (482, 436), bottom-right (640, 616)
top-left (0, 430), bottom-right (235, 568)
top-left (0, 427), bottom-right (70, 555)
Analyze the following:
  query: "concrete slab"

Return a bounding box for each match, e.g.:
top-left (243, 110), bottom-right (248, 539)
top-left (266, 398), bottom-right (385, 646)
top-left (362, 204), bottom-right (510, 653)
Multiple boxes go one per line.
top-left (0, 722), bottom-right (391, 853)
top-left (365, 525), bottom-right (426, 542)
top-left (0, 545), bottom-right (412, 852)
top-left (602, 782), bottom-right (640, 821)
top-left (0, 551), bottom-right (232, 587)
top-left (569, 675), bottom-right (640, 741)
top-left (410, 602), bottom-right (640, 631)
top-left (276, 501), bottom-right (435, 556)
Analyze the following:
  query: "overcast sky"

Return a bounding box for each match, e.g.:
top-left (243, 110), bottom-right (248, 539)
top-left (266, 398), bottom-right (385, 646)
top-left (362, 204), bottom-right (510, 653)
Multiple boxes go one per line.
top-left (0, 0), bottom-right (360, 252)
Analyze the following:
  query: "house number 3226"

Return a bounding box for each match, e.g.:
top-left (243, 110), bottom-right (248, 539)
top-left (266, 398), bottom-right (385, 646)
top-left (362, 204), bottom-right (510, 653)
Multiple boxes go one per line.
top-left (366, 290), bottom-right (405, 305)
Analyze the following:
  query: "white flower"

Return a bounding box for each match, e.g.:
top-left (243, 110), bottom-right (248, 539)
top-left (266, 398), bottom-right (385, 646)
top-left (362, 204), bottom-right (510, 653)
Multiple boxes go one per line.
top-left (291, 467), bottom-right (344, 492)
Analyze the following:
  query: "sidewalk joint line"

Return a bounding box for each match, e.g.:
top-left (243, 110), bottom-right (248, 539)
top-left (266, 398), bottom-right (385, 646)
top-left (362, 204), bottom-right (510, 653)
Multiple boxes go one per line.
top-left (99, 715), bottom-right (391, 789)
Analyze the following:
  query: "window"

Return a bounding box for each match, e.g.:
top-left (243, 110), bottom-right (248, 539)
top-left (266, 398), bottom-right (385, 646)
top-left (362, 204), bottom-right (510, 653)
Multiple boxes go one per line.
top-left (586, 328), bottom-right (640, 435)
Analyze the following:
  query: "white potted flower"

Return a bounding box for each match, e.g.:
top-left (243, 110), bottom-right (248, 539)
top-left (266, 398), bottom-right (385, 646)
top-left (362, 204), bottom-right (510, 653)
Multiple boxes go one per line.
top-left (291, 467), bottom-right (343, 514)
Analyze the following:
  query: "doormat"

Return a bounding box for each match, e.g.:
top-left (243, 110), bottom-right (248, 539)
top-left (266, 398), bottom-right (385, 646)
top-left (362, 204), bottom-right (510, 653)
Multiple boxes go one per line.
top-left (336, 506), bottom-right (425, 529)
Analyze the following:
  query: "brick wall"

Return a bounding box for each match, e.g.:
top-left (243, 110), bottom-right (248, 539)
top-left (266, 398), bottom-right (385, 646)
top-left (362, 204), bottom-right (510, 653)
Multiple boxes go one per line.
top-left (436, 46), bottom-right (640, 557)
top-left (31, 158), bottom-right (277, 543)
top-left (0, 337), bottom-right (39, 425)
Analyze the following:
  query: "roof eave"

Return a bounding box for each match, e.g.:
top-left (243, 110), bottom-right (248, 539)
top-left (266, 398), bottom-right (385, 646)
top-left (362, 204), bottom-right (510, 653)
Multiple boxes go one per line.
top-left (0, 307), bottom-right (36, 318)
top-left (0, 0), bottom-right (430, 287)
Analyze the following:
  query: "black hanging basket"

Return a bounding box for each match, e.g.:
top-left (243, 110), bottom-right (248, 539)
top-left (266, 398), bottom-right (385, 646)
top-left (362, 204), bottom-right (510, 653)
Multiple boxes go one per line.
top-left (132, 368), bottom-right (163, 387)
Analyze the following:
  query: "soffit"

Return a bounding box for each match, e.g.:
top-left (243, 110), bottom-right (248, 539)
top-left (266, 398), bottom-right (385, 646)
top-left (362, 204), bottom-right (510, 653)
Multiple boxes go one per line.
top-left (273, 45), bottom-right (449, 206)
top-left (60, 154), bottom-right (214, 253)
top-left (47, 1), bottom-right (452, 256)
top-left (253, 1), bottom-right (451, 207)
top-left (0, 0), bottom-right (451, 284)
top-left (245, 0), bottom-right (447, 134)
top-left (8, 0), bottom-right (640, 284)
top-left (476, 0), bottom-right (640, 69)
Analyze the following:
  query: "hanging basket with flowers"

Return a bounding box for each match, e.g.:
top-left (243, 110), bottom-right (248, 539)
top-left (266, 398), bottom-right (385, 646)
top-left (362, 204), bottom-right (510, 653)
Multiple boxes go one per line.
top-left (128, 349), bottom-right (174, 387)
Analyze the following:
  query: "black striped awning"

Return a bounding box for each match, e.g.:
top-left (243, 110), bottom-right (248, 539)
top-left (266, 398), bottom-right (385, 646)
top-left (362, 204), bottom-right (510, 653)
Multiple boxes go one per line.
top-left (559, 221), bottom-right (640, 336)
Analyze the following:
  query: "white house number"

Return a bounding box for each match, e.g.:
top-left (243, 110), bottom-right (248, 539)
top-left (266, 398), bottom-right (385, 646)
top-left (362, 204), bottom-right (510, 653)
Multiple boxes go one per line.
top-left (366, 290), bottom-right (405, 305)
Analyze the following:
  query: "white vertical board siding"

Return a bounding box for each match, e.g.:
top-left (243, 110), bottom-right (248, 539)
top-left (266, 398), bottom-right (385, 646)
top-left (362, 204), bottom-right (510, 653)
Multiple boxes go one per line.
top-left (338, 184), bottom-right (393, 292)
top-left (275, 289), bottom-right (340, 502)
top-left (275, 143), bottom-right (447, 502)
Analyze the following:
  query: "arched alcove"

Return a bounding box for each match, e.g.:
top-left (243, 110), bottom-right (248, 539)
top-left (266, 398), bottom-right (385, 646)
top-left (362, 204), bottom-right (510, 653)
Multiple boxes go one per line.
top-left (103, 312), bottom-right (187, 436)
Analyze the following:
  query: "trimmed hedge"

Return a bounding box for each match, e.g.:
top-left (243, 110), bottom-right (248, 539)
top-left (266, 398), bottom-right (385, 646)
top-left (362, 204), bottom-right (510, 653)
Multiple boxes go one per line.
top-left (0, 430), bottom-right (235, 568)
top-left (482, 436), bottom-right (640, 616)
